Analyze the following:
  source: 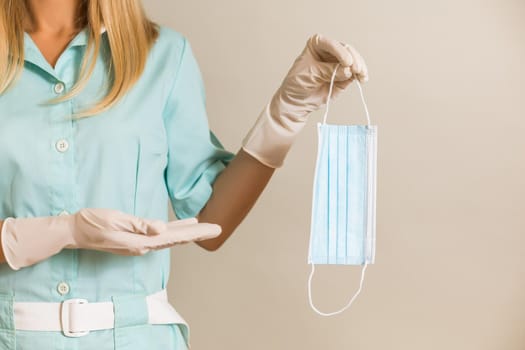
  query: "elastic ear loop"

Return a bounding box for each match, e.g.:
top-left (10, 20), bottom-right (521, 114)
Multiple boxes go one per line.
top-left (308, 63), bottom-right (372, 317)
top-left (321, 63), bottom-right (371, 126)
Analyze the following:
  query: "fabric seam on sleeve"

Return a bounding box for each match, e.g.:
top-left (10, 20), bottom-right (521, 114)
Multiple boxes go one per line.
top-left (161, 35), bottom-right (189, 122)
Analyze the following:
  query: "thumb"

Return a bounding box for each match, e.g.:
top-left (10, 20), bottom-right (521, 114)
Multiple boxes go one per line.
top-left (143, 219), bottom-right (167, 235)
top-left (127, 216), bottom-right (167, 235)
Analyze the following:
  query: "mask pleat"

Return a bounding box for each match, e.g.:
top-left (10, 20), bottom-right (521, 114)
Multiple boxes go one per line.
top-left (345, 127), bottom-right (365, 264)
top-left (336, 126), bottom-right (347, 263)
top-left (345, 125), bottom-right (349, 262)
top-left (327, 126), bottom-right (339, 263)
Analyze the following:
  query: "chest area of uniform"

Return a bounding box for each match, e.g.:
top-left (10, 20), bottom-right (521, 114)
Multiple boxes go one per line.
top-left (0, 65), bottom-right (168, 161)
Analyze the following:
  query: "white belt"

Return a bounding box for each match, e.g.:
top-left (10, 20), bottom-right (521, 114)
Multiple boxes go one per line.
top-left (13, 288), bottom-right (188, 338)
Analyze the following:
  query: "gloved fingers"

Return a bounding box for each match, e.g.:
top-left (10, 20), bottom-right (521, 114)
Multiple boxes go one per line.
top-left (315, 61), bottom-right (353, 85)
top-left (143, 222), bottom-right (222, 249)
top-left (310, 34), bottom-right (354, 66)
top-left (341, 43), bottom-right (368, 83)
top-left (166, 217), bottom-right (199, 228)
top-left (310, 34), bottom-right (369, 83)
top-left (133, 217), bottom-right (199, 236)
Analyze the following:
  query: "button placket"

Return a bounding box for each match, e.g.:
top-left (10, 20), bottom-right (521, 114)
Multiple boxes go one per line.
top-left (47, 52), bottom-right (79, 301)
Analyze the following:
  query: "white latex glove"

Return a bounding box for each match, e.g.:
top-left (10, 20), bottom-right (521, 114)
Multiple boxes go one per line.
top-left (1, 208), bottom-right (221, 271)
top-left (242, 34), bottom-right (368, 168)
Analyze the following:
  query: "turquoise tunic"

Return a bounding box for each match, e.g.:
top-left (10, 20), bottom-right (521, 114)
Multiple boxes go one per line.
top-left (0, 23), bottom-right (234, 349)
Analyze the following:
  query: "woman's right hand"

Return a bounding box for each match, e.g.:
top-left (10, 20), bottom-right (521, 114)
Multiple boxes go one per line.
top-left (65, 208), bottom-right (222, 256)
top-left (1, 208), bottom-right (221, 270)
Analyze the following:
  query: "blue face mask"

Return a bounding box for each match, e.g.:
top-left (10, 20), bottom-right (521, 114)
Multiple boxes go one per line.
top-left (307, 65), bottom-right (377, 316)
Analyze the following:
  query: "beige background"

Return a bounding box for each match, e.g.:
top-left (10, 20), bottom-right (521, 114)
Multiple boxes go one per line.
top-left (146, 0), bottom-right (525, 349)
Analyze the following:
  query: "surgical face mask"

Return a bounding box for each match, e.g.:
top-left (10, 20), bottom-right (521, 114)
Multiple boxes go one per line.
top-left (307, 65), bottom-right (377, 316)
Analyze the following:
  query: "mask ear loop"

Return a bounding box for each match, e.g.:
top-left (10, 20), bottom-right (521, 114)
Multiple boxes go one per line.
top-left (308, 63), bottom-right (372, 317)
top-left (308, 262), bottom-right (368, 316)
top-left (321, 63), bottom-right (371, 127)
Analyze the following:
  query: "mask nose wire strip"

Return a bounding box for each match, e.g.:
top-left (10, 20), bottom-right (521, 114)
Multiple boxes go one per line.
top-left (308, 263), bottom-right (368, 316)
top-left (309, 62), bottom-right (372, 316)
top-left (321, 63), bottom-right (371, 126)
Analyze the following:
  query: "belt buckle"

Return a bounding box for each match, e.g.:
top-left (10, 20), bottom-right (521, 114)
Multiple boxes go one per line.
top-left (60, 298), bottom-right (90, 337)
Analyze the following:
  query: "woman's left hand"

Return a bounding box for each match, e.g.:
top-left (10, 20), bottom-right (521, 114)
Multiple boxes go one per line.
top-left (241, 34), bottom-right (368, 169)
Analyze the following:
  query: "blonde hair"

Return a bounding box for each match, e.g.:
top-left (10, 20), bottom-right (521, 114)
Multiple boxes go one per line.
top-left (0, 0), bottom-right (160, 120)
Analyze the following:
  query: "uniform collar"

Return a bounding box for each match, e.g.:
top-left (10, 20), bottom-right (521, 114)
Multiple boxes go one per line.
top-left (67, 24), bottom-right (107, 48)
top-left (23, 24), bottom-right (107, 73)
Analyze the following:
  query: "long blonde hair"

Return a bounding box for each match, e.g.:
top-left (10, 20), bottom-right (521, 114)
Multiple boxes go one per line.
top-left (0, 0), bottom-right (160, 120)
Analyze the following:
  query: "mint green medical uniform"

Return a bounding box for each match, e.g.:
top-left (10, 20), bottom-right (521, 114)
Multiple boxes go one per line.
top-left (0, 23), bottom-right (234, 350)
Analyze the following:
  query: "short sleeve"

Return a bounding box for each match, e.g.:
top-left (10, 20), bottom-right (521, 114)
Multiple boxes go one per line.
top-left (162, 37), bottom-right (235, 219)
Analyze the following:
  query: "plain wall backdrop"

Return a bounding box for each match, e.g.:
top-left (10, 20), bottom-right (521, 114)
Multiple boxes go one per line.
top-left (145, 1), bottom-right (525, 349)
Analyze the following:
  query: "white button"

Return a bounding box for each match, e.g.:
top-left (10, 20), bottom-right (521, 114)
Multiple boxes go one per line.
top-left (54, 82), bottom-right (65, 94)
top-left (55, 139), bottom-right (69, 152)
top-left (58, 210), bottom-right (69, 216)
top-left (57, 281), bottom-right (70, 295)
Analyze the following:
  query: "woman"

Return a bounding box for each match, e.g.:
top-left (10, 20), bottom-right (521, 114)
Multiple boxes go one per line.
top-left (0, 0), bottom-right (368, 349)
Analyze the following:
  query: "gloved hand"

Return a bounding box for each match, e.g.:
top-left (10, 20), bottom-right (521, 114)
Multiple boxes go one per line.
top-left (241, 34), bottom-right (368, 168)
top-left (1, 208), bottom-right (221, 271)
